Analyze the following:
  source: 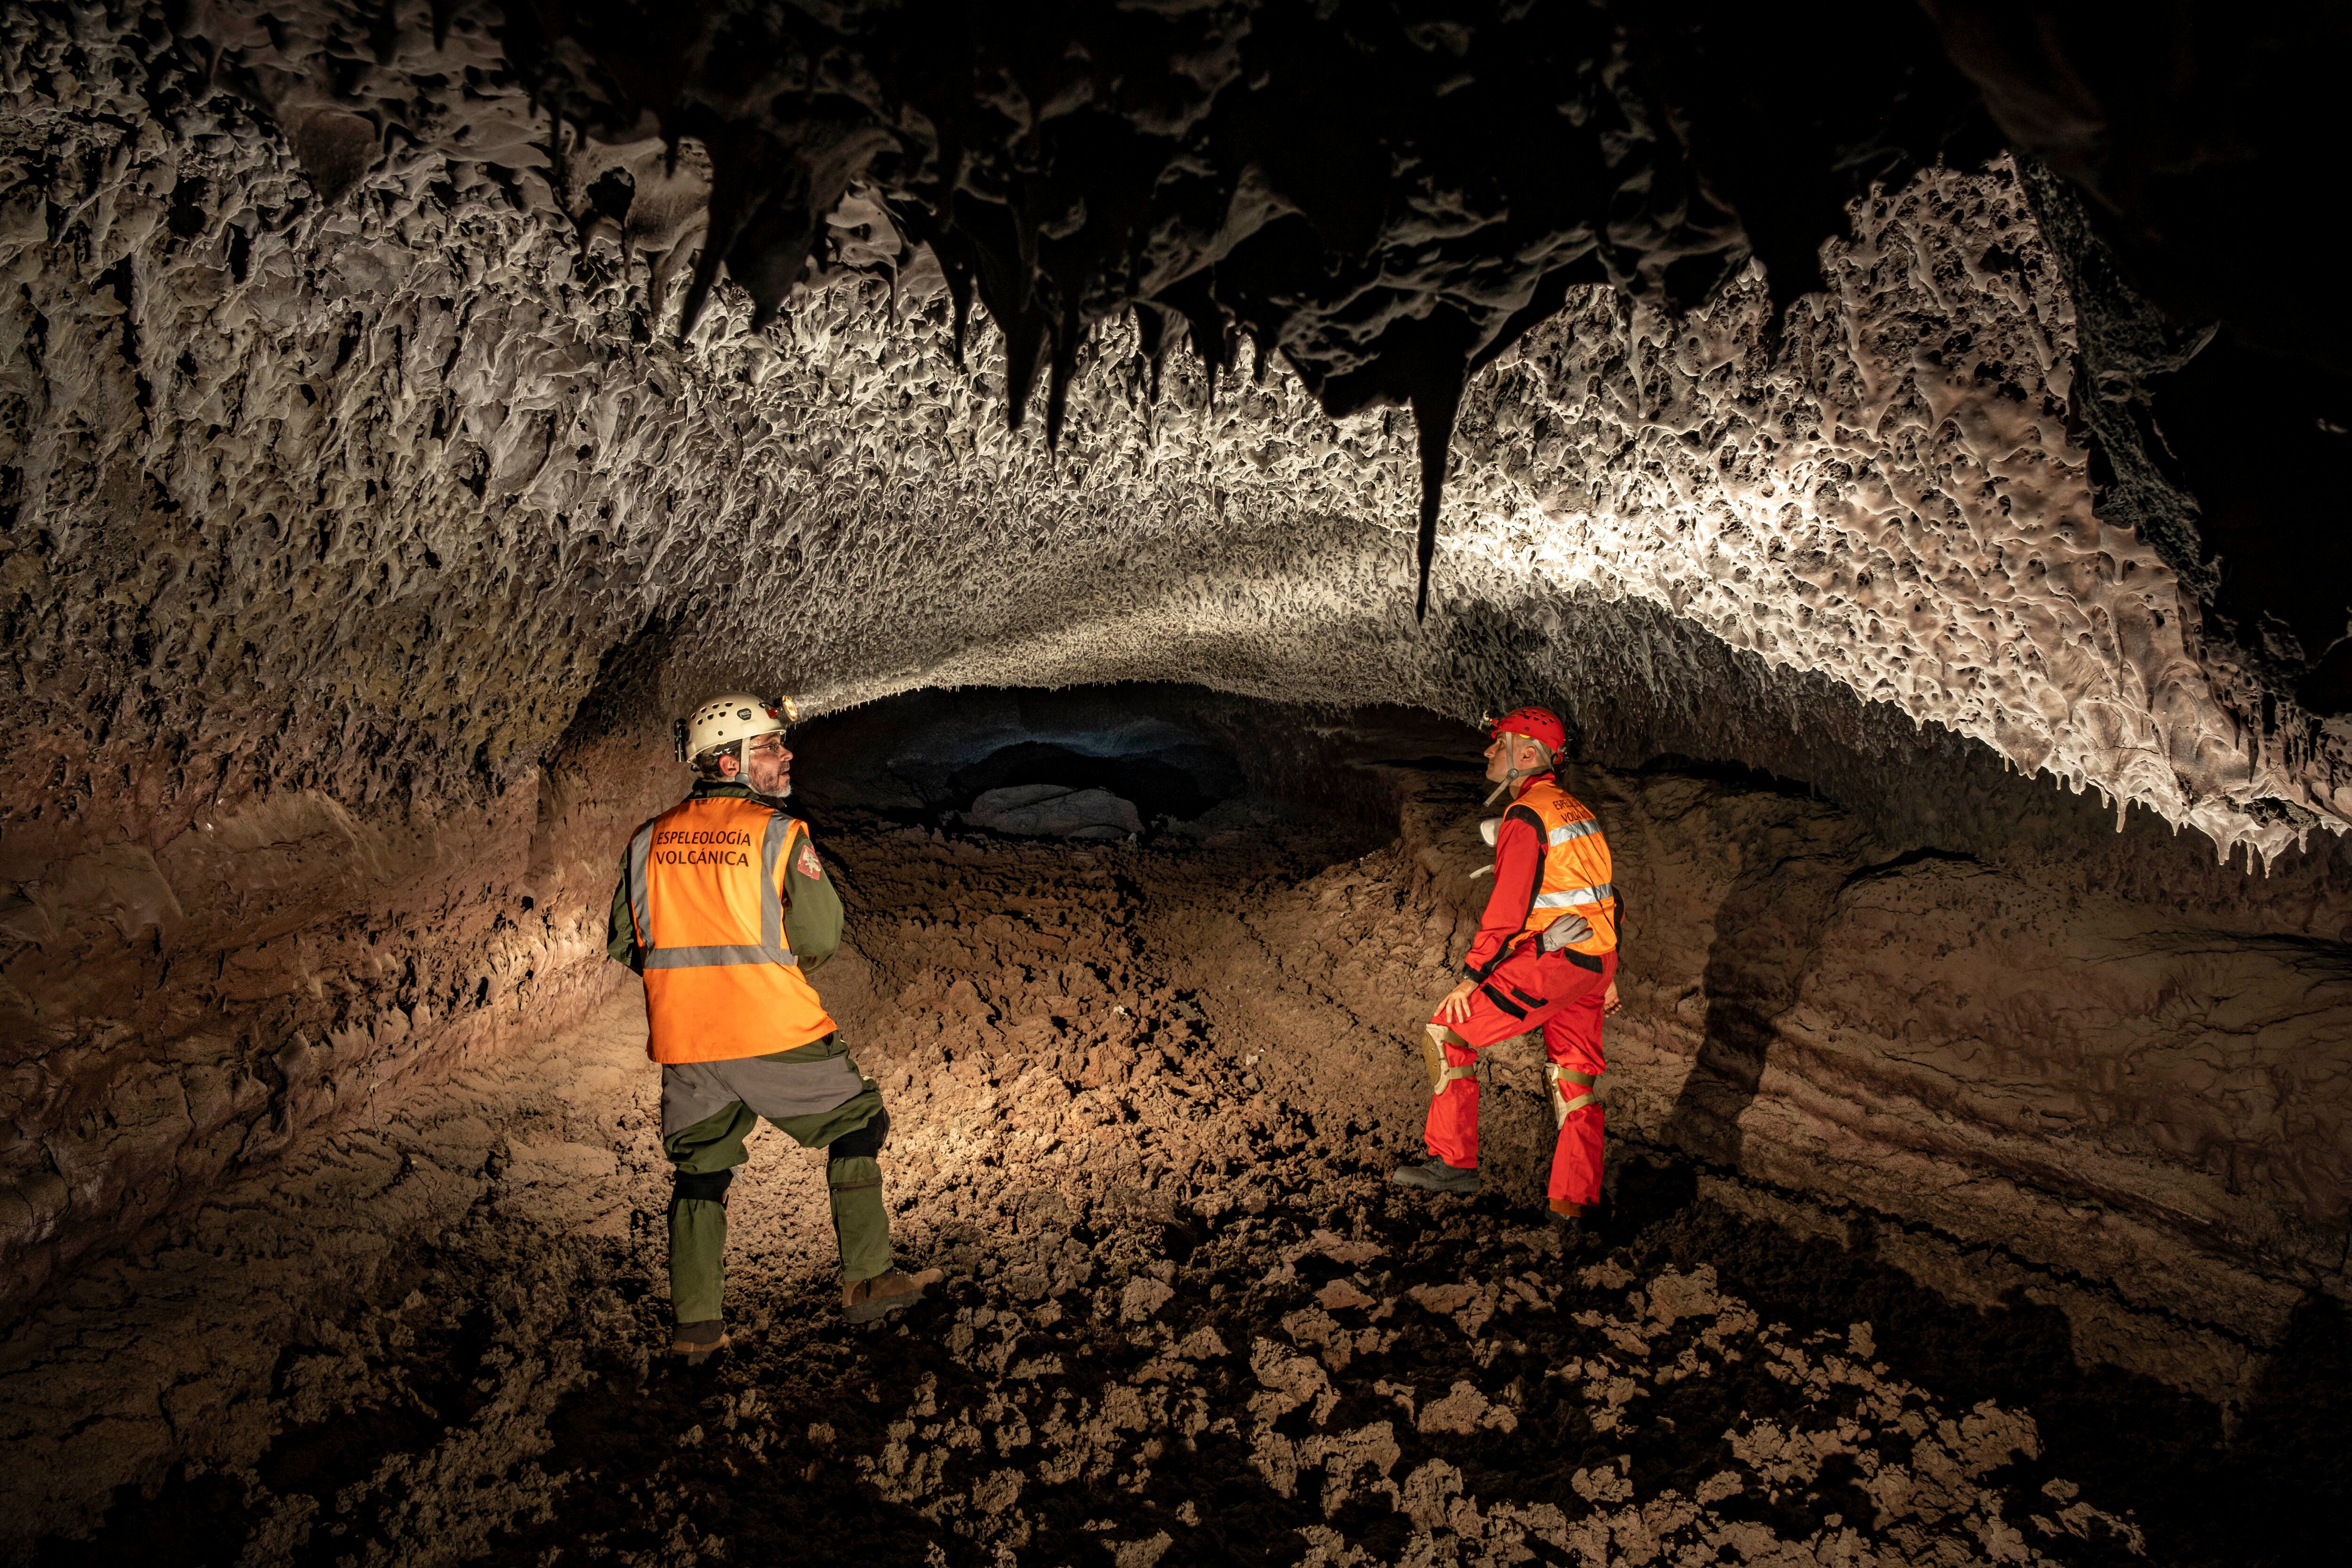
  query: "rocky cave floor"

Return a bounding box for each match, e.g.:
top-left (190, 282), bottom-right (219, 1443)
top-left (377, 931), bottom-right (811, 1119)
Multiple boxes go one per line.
top-left (7, 818), bottom-right (2325, 1568)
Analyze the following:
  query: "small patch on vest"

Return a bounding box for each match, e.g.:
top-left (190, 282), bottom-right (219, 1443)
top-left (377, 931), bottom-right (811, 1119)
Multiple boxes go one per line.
top-left (796, 840), bottom-right (824, 881)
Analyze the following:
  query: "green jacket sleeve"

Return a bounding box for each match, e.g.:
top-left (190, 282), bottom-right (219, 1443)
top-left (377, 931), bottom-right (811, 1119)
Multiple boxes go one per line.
top-left (607, 850), bottom-right (640, 970)
top-left (785, 826), bottom-right (843, 971)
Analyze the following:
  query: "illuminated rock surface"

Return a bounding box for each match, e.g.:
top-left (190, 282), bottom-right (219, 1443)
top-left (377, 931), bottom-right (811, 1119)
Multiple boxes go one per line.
top-left (3, 738), bottom-right (2342, 1562)
top-left (4, 4), bottom-right (2351, 1563)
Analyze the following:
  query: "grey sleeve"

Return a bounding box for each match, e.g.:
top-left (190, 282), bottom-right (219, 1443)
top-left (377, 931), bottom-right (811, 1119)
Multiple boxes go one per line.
top-left (784, 830), bottom-right (844, 971)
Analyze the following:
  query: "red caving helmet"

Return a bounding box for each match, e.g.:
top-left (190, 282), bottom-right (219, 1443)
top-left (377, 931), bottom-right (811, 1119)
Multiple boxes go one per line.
top-left (1485, 705), bottom-right (1567, 756)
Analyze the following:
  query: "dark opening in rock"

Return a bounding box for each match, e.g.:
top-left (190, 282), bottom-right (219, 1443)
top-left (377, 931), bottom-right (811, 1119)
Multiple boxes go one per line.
top-left (788, 685), bottom-right (1286, 840)
top-left (947, 741), bottom-right (1230, 827)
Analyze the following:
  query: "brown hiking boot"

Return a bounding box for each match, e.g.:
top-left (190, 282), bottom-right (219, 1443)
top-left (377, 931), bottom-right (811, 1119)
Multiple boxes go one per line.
top-left (844, 1266), bottom-right (943, 1325)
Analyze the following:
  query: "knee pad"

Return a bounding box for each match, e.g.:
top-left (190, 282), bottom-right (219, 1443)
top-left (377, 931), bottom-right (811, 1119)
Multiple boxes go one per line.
top-left (829, 1106), bottom-right (890, 1161)
top-left (1547, 1065), bottom-right (1600, 1128)
top-left (672, 1167), bottom-right (735, 1204)
top-left (1423, 1026), bottom-right (1477, 1098)
top-left (1419, 1027), bottom-right (1449, 1092)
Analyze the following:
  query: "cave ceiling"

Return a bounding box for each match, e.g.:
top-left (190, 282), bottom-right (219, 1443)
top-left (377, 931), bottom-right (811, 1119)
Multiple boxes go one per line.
top-left (3, 1), bottom-right (2349, 866)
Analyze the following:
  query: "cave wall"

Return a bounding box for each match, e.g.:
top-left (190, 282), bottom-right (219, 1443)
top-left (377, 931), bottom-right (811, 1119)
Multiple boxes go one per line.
top-left (4, 3), bottom-right (2350, 1322)
top-left (1283, 741), bottom-right (2351, 1401)
top-left (1417, 764), bottom-right (2349, 1337)
top-left (796, 690), bottom-right (2352, 1386)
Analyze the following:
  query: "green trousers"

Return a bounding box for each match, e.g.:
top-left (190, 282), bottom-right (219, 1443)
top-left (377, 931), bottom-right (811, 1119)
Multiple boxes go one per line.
top-left (665, 1079), bottom-right (889, 1329)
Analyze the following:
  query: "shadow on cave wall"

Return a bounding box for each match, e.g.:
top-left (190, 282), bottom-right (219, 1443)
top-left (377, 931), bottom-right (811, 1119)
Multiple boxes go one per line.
top-left (2230, 1291), bottom-right (2352, 1560)
top-left (1649, 771), bottom-right (1858, 1166)
top-left (1624, 741), bottom-right (2022, 1178)
top-left (1661, 843), bottom-right (2001, 1166)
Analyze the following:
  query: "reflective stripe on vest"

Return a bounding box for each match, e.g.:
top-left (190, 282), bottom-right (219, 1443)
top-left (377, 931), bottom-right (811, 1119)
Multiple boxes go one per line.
top-left (641, 944), bottom-right (799, 968)
top-left (1533, 883), bottom-right (1616, 907)
top-left (626, 795), bottom-right (836, 1064)
top-left (1510, 779), bottom-right (1617, 957)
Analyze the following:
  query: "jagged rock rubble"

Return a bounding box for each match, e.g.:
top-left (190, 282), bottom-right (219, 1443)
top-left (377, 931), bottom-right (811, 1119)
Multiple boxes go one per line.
top-left (9, 809), bottom-right (2263, 1566)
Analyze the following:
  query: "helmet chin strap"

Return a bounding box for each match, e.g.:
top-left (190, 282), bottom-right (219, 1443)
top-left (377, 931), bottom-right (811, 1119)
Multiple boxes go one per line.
top-left (742, 738), bottom-right (792, 799)
top-left (1482, 740), bottom-right (1550, 805)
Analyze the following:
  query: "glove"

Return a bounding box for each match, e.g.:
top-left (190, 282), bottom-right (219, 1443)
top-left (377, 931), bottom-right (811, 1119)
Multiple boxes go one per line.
top-left (1537, 913), bottom-right (1593, 953)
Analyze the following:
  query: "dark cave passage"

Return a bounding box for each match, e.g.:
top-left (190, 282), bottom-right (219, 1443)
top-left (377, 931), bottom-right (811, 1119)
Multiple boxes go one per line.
top-left (945, 742), bottom-right (1228, 828)
top-left (787, 686), bottom-right (1260, 836)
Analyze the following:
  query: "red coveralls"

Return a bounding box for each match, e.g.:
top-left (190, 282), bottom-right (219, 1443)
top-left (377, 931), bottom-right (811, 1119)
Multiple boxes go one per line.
top-left (1423, 774), bottom-right (1617, 1209)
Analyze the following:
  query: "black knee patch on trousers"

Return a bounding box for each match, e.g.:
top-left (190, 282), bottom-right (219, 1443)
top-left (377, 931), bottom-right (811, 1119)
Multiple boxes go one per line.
top-left (673, 1167), bottom-right (735, 1203)
top-left (829, 1107), bottom-right (890, 1161)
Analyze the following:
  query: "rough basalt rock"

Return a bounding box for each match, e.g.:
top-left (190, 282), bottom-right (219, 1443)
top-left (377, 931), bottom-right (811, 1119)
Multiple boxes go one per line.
top-left (8, 11), bottom-right (2333, 855)
top-left (4, 0), bottom-right (2351, 1383)
top-left (5, 795), bottom-right (2334, 1563)
top-left (1372, 760), bottom-right (2352, 1355)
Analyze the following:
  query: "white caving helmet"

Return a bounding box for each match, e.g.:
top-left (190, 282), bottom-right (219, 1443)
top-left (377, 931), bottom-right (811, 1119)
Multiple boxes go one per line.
top-left (676, 692), bottom-right (801, 795)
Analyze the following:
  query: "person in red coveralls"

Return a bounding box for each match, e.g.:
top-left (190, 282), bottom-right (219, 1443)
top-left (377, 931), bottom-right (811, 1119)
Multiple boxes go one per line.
top-left (1392, 707), bottom-right (1623, 1235)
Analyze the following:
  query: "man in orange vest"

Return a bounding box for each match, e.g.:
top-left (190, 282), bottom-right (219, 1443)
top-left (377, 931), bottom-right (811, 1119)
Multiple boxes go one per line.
top-left (1393, 707), bottom-right (1622, 1235)
top-left (609, 693), bottom-right (937, 1362)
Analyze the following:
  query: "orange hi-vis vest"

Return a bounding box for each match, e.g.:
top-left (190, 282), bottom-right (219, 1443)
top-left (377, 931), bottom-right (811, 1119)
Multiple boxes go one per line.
top-left (1509, 776), bottom-right (1618, 959)
top-left (624, 794), bottom-right (836, 1065)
